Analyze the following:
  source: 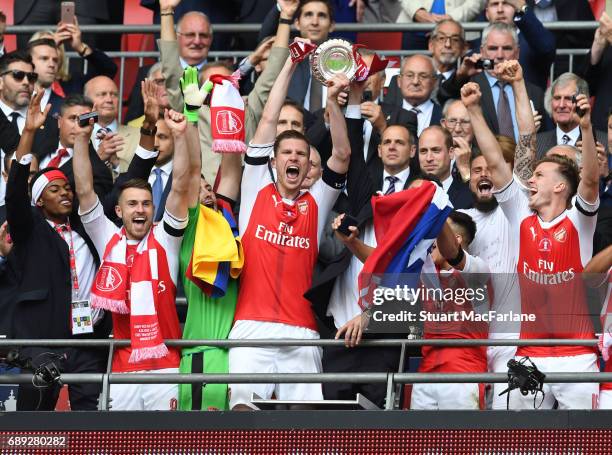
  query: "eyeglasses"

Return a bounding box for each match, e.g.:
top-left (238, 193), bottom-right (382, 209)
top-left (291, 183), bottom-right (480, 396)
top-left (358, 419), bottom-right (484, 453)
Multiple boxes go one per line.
top-left (177, 32), bottom-right (211, 41)
top-left (400, 72), bottom-right (434, 82)
top-left (432, 35), bottom-right (463, 46)
top-left (444, 118), bottom-right (471, 128)
top-left (0, 70), bottom-right (38, 83)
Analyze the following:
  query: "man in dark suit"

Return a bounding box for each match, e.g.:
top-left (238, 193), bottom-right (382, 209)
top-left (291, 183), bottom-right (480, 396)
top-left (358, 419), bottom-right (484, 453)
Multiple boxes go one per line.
top-left (27, 39), bottom-right (64, 118)
top-left (35, 94), bottom-right (113, 204)
top-left (0, 51), bottom-right (60, 214)
top-left (305, 82), bottom-right (420, 408)
top-left (440, 22), bottom-right (548, 141)
top-left (472, 0), bottom-right (556, 91)
top-left (536, 73), bottom-right (608, 159)
top-left (6, 90), bottom-right (111, 411)
top-left (419, 125), bottom-right (473, 209)
top-left (387, 19), bottom-right (469, 107)
top-left (384, 54), bottom-right (443, 138)
top-left (13, 0), bottom-right (109, 50)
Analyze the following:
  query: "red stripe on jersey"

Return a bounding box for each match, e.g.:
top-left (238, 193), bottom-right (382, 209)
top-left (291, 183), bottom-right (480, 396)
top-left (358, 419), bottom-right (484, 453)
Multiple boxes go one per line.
top-left (236, 184), bottom-right (319, 331)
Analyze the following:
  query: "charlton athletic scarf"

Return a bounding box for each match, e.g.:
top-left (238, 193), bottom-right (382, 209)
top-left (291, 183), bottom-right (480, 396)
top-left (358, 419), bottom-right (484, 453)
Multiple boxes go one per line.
top-left (91, 228), bottom-right (170, 363)
top-left (209, 72), bottom-right (246, 154)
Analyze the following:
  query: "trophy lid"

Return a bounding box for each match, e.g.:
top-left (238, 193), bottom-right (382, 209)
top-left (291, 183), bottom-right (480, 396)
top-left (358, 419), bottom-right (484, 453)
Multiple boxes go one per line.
top-left (310, 39), bottom-right (357, 84)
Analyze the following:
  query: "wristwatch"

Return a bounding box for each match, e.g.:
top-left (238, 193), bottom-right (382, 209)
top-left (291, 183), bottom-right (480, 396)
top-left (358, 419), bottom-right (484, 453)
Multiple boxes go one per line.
top-left (140, 125), bottom-right (157, 136)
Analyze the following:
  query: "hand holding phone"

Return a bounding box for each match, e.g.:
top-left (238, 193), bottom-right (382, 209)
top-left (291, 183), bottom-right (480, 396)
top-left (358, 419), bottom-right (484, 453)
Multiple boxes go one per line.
top-left (337, 214), bottom-right (359, 237)
top-left (61, 2), bottom-right (76, 24)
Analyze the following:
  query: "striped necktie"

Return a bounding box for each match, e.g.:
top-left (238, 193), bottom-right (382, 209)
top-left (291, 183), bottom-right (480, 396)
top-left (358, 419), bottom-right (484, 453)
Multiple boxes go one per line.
top-left (385, 175), bottom-right (399, 195)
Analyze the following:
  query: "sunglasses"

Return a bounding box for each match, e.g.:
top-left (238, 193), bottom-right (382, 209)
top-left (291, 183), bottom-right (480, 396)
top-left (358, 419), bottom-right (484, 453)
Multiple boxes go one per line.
top-left (0, 70), bottom-right (39, 83)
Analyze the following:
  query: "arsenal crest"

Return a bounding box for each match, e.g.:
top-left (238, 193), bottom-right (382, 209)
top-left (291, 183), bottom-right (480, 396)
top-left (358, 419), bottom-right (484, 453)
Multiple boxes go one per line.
top-left (297, 200), bottom-right (308, 215)
top-left (553, 227), bottom-right (567, 243)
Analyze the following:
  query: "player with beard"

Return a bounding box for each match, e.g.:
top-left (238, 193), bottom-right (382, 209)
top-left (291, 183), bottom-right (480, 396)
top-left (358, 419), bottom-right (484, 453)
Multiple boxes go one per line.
top-left (459, 59), bottom-right (538, 409)
top-left (228, 53), bottom-right (350, 410)
top-left (73, 108), bottom-right (194, 411)
top-left (463, 57), bottom-right (600, 409)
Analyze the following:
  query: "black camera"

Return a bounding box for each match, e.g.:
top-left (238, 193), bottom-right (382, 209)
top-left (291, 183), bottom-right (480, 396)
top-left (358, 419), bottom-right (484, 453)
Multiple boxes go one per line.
top-left (499, 357), bottom-right (545, 398)
top-left (475, 58), bottom-right (494, 70)
top-left (78, 111), bottom-right (99, 127)
top-left (362, 90), bottom-right (373, 103)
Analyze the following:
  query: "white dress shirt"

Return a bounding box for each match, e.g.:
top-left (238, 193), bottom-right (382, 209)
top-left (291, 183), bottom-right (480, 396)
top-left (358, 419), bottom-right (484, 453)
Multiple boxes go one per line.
top-left (39, 142), bottom-right (74, 169)
top-left (40, 87), bottom-right (53, 111)
top-left (555, 125), bottom-right (580, 146)
top-left (402, 99), bottom-right (434, 137)
top-left (441, 174), bottom-right (453, 192)
top-left (46, 220), bottom-right (96, 302)
top-left (304, 77), bottom-right (328, 111)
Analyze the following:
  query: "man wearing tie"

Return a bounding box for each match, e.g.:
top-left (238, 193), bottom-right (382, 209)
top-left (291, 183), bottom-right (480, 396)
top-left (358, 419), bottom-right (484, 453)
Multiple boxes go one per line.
top-left (148, 117), bottom-right (174, 222)
top-left (84, 76), bottom-right (139, 173)
top-left (386, 54), bottom-right (443, 138)
top-left (536, 72), bottom-right (608, 158)
top-left (0, 51), bottom-right (59, 215)
top-left (387, 19), bottom-right (469, 106)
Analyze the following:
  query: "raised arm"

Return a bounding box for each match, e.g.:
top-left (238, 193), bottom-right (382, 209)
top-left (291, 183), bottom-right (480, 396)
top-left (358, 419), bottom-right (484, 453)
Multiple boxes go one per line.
top-left (325, 74), bottom-right (351, 175)
top-left (162, 109), bottom-right (190, 220)
top-left (185, 119), bottom-right (203, 209)
top-left (461, 82), bottom-right (513, 189)
top-left (250, 54), bottom-right (297, 144)
top-left (72, 113), bottom-right (98, 213)
top-left (496, 60), bottom-right (536, 184)
top-left (575, 94), bottom-right (599, 204)
top-left (15, 90), bottom-right (50, 161)
top-left (159, 0), bottom-right (185, 111)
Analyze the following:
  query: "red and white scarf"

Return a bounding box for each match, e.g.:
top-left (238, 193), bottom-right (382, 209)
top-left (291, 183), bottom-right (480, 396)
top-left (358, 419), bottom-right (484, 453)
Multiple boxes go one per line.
top-left (209, 72), bottom-right (246, 154)
top-left (90, 228), bottom-right (169, 363)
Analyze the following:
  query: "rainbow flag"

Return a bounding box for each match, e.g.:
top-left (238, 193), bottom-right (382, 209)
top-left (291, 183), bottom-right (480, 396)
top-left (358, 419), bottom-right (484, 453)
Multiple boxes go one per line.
top-left (186, 201), bottom-right (244, 297)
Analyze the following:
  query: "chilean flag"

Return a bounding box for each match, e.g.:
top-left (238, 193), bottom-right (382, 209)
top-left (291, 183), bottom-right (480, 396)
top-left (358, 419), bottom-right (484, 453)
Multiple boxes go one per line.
top-left (358, 181), bottom-right (452, 310)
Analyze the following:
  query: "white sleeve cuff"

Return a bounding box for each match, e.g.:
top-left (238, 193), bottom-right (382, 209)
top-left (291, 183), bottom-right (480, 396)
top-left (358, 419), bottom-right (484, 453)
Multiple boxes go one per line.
top-left (134, 145), bottom-right (159, 160)
top-left (18, 154), bottom-right (33, 165)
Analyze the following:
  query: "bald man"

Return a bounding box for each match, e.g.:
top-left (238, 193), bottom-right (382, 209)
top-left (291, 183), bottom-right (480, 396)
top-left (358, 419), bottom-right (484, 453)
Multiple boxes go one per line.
top-left (84, 76), bottom-right (139, 173)
top-left (388, 55), bottom-right (443, 137)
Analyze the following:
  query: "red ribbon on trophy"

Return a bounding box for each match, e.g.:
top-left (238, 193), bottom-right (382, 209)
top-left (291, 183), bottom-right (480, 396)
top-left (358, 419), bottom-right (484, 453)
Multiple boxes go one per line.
top-left (289, 38), bottom-right (389, 81)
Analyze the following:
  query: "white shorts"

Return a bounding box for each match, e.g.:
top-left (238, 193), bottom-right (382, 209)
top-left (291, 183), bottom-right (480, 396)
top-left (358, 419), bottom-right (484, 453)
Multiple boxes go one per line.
top-left (410, 383), bottom-right (484, 410)
top-left (487, 345), bottom-right (519, 410)
top-left (110, 368), bottom-right (179, 411)
top-left (228, 320), bottom-right (323, 409)
top-left (599, 389), bottom-right (612, 409)
top-left (508, 354), bottom-right (599, 410)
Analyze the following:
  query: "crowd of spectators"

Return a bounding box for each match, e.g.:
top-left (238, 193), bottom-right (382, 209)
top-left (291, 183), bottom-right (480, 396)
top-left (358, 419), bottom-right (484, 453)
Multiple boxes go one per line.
top-left (0, 0), bottom-right (611, 413)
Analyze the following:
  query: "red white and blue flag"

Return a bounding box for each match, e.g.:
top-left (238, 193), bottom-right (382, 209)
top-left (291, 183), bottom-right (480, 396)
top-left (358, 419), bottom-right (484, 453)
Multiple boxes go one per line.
top-left (358, 181), bottom-right (452, 310)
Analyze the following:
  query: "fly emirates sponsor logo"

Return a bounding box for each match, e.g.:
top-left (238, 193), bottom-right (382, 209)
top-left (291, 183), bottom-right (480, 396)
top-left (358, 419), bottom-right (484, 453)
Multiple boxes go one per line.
top-left (254, 221), bottom-right (311, 249)
top-left (522, 259), bottom-right (575, 285)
